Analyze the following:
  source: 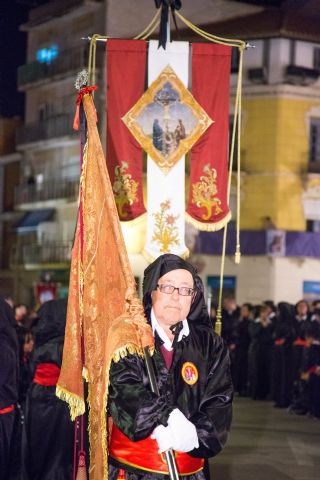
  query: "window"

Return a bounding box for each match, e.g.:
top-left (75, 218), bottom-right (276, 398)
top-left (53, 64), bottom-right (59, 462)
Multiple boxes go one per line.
top-left (313, 48), bottom-right (320, 70)
top-left (309, 118), bottom-right (320, 163)
top-left (207, 276), bottom-right (236, 305)
top-left (306, 220), bottom-right (320, 232)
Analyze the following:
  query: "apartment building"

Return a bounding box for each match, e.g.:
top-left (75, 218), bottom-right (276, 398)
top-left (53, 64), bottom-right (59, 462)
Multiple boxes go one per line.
top-left (8, 0), bottom-right (105, 303)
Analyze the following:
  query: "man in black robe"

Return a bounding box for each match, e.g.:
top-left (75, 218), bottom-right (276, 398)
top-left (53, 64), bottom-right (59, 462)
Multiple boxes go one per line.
top-left (108, 254), bottom-right (233, 480)
top-left (0, 297), bottom-right (19, 480)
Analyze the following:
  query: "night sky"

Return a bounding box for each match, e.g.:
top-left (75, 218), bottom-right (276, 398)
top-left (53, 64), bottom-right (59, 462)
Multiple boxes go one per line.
top-left (0, 1), bottom-right (33, 118)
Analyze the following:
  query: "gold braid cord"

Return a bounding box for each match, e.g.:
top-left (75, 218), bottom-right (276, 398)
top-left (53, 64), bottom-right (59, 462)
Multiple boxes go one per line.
top-left (56, 95), bottom-right (154, 480)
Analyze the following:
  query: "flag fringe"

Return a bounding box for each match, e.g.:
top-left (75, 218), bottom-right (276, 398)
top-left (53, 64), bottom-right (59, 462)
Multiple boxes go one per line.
top-left (56, 385), bottom-right (86, 421)
top-left (185, 211), bottom-right (232, 232)
top-left (112, 343), bottom-right (154, 364)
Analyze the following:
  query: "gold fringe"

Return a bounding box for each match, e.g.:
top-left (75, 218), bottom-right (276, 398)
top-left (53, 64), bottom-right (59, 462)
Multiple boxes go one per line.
top-left (112, 343), bottom-right (154, 364)
top-left (185, 211), bottom-right (231, 232)
top-left (56, 385), bottom-right (85, 421)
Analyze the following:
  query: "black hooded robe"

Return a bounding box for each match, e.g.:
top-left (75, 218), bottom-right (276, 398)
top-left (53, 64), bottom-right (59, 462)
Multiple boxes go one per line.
top-left (0, 297), bottom-right (19, 480)
top-left (108, 254), bottom-right (233, 480)
top-left (24, 299), bottom-right (74, 480)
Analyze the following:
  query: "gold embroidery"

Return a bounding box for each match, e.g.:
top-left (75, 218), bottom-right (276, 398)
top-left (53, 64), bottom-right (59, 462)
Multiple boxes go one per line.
top-left (152, 200), bottom-right (179, 253)
top-left (192, 164), bottom-right (223, 220)
top-left (113, 161), bottom-right (139, 218)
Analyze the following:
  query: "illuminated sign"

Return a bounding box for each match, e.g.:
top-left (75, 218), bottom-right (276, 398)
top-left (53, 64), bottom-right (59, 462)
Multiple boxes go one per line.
top-left (36, 44), bottom-right (59, 65)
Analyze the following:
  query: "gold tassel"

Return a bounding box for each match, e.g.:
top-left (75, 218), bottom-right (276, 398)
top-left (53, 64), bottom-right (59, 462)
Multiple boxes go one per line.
top-left (76, 452), bottom-right (87, 480)
top-left (235, 244), bottom-right (241, 264)
top-left (215, 308), bottom-right (222, 337)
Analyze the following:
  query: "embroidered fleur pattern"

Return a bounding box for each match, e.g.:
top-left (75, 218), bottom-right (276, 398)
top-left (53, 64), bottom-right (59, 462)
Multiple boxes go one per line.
top-left (112, 161), bottom-right (139, 218)
top-left (152, 199), bottom-right (179, 253)
top-left (192, 164), bottom-right (223, 220)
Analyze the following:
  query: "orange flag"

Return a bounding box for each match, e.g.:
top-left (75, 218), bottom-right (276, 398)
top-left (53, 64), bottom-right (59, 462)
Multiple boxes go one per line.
top-left (56, 93), bottom-right (154, 480)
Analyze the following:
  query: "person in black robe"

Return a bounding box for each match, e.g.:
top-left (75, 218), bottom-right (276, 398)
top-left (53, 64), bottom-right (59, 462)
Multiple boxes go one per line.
top-left (0, 297), bottom-right (19, 480)
top-left (305, 324), bottom-right (320, 418)
top-left (24, 299), bottom-right (74, 480)
top-left (232, 303), bottom-right (253, 396)
top-left (108, 254), bottom-right (233, 480)
top-left (271, 302), bottom-right (296, 408)
top-left (248, 305), bottom-right (274, 400)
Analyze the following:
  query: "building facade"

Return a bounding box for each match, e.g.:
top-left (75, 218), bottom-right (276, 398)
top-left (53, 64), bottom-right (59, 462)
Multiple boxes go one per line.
top-left (1, 0), bottom-right (320, 306)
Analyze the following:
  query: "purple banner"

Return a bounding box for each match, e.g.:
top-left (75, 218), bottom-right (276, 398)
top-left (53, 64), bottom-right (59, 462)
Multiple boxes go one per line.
top-left (196, 230), bottom-right (320, 258)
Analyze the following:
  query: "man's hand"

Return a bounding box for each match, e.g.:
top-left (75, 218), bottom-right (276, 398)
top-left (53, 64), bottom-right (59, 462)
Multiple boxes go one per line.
top-left (151, 424), bottom-right (173, 453)
top-left (151, 409), bottom-right (199, 453)
top-left (168, 408), bottom-right (199, 452)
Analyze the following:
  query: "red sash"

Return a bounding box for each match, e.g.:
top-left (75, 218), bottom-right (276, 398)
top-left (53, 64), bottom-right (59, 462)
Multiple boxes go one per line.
top-left (0, 404), bottom-right (14, 414)
top-left (293, 338), bottom-right (307, 347)
top-left (33, 363), bottom-right (61, 386)
top-left (109, 424), bottom-right (204, 475)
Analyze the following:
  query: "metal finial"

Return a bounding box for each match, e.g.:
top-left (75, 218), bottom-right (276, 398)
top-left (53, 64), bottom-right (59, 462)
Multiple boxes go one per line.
top-left (75, 69), bottom-right (89, 91)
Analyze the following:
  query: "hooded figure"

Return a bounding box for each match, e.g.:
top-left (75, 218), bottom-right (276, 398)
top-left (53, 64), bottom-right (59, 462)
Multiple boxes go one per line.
top-left (0, 297), bottom-right (19, 480)
top-left (108, 254), bottom-right (233, 480)
top-left (24, 299), bottom-right (74, 480)
top-left (271, 302), bottom-right (296, 408)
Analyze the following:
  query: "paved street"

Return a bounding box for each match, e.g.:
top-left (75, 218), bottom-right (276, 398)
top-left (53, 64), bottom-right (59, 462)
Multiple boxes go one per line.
top-left (210, 397), bottom-right (320, 480)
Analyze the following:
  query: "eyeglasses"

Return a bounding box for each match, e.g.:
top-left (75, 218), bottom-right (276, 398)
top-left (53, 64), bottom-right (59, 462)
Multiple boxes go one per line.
top-left (157, 284), bottom-right (194, 297)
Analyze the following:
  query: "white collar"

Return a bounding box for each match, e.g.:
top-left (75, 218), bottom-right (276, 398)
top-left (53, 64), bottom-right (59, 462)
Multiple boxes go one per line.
top-left (151, 308), bottom-right (189, 351)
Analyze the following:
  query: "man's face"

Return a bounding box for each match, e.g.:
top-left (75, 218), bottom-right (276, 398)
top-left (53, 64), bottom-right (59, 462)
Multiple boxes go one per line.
top-left (151, 269), bottom-right (194, 329)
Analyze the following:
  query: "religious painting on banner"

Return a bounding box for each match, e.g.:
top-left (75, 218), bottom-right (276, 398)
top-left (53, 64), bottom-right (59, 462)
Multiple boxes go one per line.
top-left (122, 65), bottom-right (213, 174)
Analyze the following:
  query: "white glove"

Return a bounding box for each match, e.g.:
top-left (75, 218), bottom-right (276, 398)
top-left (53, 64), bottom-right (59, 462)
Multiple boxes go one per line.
top-left (167, 408), bottom-right (199, 452)
top-left (151, 424), bottom-right (174, 453)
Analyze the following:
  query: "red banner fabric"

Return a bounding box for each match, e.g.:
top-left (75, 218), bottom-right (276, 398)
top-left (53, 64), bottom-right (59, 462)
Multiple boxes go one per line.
top-left (106, 40), bottom-right (147, 221)
top-left (186, 43), bottom-right (232, 231)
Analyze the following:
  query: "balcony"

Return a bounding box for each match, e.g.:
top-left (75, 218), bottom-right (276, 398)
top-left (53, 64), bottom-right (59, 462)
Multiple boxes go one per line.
top-left (285, 65), bottom-right (320, 86)
top-left (15, 178), bottom-right (79, 209)
top-left (10, 242), bottom-right (72, 269)
top-left (22, 0), bottom-right (102, 28)
top-left (16, 113), bottom-right (77, 147)
top-left (18, 45), bottom-right (88, 89)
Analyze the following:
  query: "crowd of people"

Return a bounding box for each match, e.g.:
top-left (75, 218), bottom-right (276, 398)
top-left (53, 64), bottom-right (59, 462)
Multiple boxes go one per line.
top-left (214, 297), bottom-right (320, 419)
top-left (0, 296), bottom-right (73, 480)
top-left (1, 284), bottom-right (320, 479)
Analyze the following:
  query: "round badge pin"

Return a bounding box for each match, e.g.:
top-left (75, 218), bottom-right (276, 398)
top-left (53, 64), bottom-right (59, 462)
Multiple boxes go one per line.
top-left (181, 362), bottom-right (198, 385)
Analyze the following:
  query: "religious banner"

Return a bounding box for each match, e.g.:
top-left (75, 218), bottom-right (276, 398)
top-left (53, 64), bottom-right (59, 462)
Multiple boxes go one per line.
top-left (186, 43), bottom-right (232, 231)
top-left (106, 39), bottom-right (147, 221)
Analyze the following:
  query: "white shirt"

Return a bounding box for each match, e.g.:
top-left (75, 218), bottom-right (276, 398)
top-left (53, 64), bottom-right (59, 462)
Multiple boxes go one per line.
top-left (150, 308), bottom-right (189, 351)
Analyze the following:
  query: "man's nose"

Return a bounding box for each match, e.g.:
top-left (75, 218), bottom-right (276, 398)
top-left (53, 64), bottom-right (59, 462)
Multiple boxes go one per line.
top-left (171, 288), bottom-right (180, 299)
